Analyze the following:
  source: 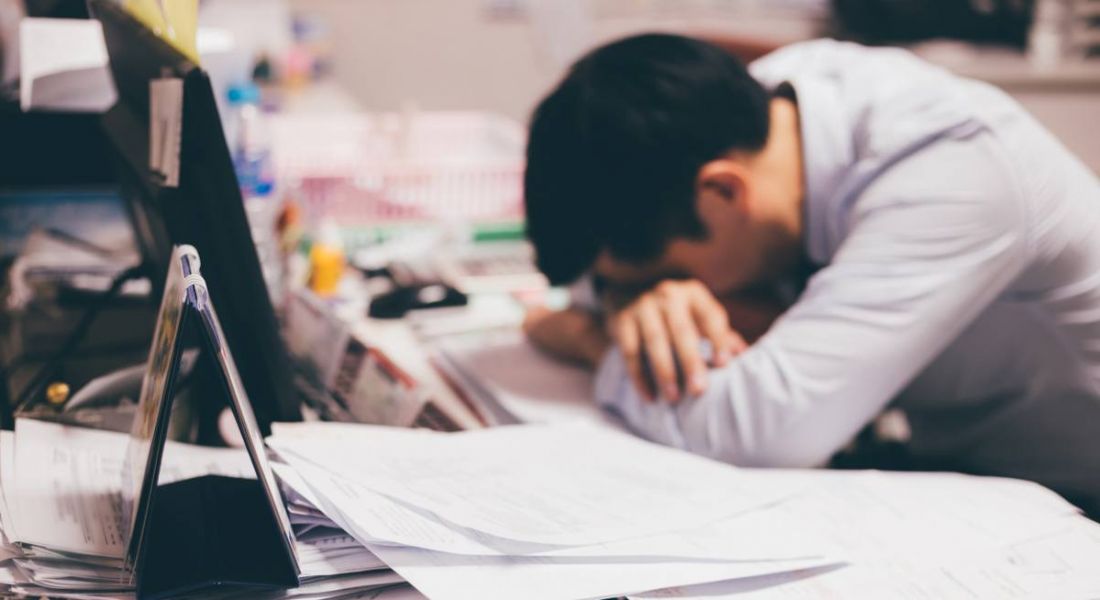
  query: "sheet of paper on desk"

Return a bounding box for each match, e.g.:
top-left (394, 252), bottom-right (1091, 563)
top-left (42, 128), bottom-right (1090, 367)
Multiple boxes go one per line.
top-left (269, 421), bottom-right (846, 600)
top-left (4, 419), bottom-right (255, 558)
top-left (633, 469), bottom-right (1098, 600)
top-left (0, 432), bottom-right (17, 539)
top-left (634, 516), bottom-right (1100, 599)
top-left (4, 535), bottom-right (386, 599)
top-left (3, 423), bottom-right (128, 557)
top-left (0, 420), bottom-right (398, 600)
top-left (732, 469), bottom-right (1083, 561)
top-left (268, 422), bottom-right (802, 548)
top-left (295, 530), bottom-right (387, 579)
top-left (275, 453), bottom-right (829, 561)
top-left (367, 541), bottom-right (834, 600)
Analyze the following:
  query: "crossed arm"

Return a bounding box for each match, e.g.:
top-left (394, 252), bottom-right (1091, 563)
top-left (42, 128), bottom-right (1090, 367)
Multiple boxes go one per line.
top-left (524, 280), bottom-right (783, 397)
top-left (526, 182), bottom-right (1028, 467)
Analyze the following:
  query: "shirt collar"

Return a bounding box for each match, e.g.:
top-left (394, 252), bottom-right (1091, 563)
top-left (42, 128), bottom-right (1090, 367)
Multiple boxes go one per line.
top-left (786, 75), bottom-right (853, 266)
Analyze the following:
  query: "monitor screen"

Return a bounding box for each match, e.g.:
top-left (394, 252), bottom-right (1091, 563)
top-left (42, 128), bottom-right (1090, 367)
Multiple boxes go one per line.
top-left (91, 0), bottom-right (300, 433)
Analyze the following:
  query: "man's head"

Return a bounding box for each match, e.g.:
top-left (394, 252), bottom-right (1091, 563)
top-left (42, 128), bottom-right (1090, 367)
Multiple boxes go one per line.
top-left (524, 33), bottom-right (802, 296)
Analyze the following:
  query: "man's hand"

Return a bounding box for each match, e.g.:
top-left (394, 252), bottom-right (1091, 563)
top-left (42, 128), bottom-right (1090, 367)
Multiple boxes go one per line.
top-left (523, 306), bottom-right (611, 369)
top-left (608, 279), bottom-right (747, 402)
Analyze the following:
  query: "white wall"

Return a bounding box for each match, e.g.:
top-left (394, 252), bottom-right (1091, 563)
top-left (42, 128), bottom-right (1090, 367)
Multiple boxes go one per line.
top-left (285, 1), bottom-right (1100, 170)
top-left (287, 0), bottom-right (565, 122)
top-left (283, 0), bottom-right (821, 122)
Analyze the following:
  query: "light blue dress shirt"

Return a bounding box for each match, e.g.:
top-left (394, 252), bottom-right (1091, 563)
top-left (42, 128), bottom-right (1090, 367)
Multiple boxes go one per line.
top-left (594, 40), bottom-right (1100, 508)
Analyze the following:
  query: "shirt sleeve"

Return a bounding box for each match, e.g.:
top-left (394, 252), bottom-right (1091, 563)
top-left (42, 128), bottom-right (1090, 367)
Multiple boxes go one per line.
top-left (595, 166), bottom-right (1031, 467)
top-left (568, 273), bottom-right (601, 315)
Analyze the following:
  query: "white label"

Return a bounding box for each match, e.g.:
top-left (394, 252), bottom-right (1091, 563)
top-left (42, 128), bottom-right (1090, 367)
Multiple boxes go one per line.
top-left (149, 77), bottom-right (183, 188)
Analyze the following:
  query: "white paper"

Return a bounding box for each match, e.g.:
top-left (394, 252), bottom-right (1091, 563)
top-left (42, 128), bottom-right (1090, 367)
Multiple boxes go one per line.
top-left (636, 517), bottom-right (1100, 599)
top-left (368, 541), bottom-right (833, 600)
top-left (292, 524), bottom-right (387, 579)
top-left (364, 585), bottom-right (429, 600)
top-left (727, 469), bottom-right (1082, 565)
top-left (9, 420), bottom-right (134, 557)
top-left (148, 77), bottom-right (183, 188)
top-left (6, 419), bottom-right (255, 558)
top-left (634, 469), bottom-right (1095, 599)
top-left (278, 457), bottom-right (524, 556)
top-left (268, 422), bottom-right (797, 548)
top-left (2, 421), bottom-right (397, 597)
top-left (0, 431), bottom-right (17, 540)
top-left (276, 453), bottom-right (828, 561)
top-left (19, 18), bottom-right (116, 112)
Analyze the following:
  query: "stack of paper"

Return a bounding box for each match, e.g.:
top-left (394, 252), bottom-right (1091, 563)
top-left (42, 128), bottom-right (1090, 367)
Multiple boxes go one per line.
top-left (268, 421), bottom-right (843, 600)
top-left (4, 418), bottom-right (1096, 599)
top-left (270, 421), bottom-right (1100, 600)
top-left (0, 418), bottom-right (418, 599)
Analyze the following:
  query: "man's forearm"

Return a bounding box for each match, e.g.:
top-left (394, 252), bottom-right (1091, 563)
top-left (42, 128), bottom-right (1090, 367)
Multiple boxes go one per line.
top-left (593, 341), bottom-right (881, 469)
top-left (524, 306), bottom-right (610, 369)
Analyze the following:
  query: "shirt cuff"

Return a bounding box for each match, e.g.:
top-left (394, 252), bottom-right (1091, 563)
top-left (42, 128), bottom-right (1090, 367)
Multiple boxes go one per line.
top-left (593, 348), bottom-right (691, 450)
top-left (593, 347), bottom-right (627, 409)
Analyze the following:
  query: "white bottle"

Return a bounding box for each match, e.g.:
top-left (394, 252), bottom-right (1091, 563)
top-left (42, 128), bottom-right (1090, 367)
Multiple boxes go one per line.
top-left (1029, 0), bottom-right (1069, 68)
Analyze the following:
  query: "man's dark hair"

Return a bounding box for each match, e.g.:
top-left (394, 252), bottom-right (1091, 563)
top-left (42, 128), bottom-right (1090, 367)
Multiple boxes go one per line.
top-left (524, 33), bottom-right (771, 285)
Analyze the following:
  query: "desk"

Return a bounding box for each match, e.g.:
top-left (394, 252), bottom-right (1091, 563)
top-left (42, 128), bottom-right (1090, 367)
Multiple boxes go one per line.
top-left (342, 290), bottom-right (615, 429)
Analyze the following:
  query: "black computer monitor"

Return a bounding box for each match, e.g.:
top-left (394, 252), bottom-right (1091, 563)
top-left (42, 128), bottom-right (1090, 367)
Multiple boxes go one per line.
top-left (90, 0), bottom-right (300, 434)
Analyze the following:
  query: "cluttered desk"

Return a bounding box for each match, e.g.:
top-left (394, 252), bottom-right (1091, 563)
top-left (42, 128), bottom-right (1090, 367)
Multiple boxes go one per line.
top-left (2, 1), bottom-right (1100, 599)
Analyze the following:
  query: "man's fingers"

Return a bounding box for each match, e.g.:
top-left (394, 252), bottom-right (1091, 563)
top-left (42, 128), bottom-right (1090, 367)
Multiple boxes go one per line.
top-left (607, 279), bottom-right (760, 403)
top-left (636, 300), bottom-right (680, 402)
top-left (662, 299), bottom-right (707, 399)
top-left (613, 313), bottom-right (653, 401)
top-left (689, 293), bottom-right (737, 366)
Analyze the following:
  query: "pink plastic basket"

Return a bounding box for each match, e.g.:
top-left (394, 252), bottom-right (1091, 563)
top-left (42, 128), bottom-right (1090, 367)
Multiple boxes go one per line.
top-left (271, 111), bottom-right (526, 226)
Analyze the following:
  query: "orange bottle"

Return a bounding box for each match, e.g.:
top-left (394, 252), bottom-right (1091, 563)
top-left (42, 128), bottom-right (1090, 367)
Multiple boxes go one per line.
top-left (308, 220), bottom-right (345, 297)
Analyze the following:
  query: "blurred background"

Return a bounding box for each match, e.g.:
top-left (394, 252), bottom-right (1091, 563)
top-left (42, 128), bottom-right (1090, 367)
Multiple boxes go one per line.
top-left (0, 6), bottom-right (1097, 598)
top-left (205, 0), bottom-right (1099, 164)
top-left (6, 1), bottom-right (1099, 161)
top-left (0, 0), bottom-right (1098, 438)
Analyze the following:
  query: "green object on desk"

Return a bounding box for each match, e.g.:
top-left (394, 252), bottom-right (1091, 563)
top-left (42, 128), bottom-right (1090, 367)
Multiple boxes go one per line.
top-left (472, 222), bottom-right (525, 242)
top-left (336, 221), bottom-right (527, 252)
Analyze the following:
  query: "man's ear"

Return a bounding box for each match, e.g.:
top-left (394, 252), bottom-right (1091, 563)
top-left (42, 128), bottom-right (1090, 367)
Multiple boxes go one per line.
top-left (696, 159), bottom-right (751, 218)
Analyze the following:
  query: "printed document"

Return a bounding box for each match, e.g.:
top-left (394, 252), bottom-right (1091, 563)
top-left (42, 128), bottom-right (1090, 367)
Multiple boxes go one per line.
top-left (269, 422), bottom-right (800, 547)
